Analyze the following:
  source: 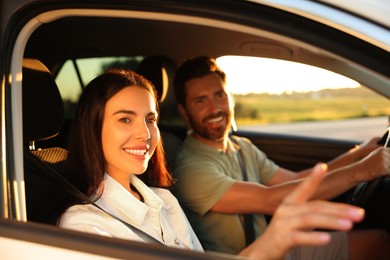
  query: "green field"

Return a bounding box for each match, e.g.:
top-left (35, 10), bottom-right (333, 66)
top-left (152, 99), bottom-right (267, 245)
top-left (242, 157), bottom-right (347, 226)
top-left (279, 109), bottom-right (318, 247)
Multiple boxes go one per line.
top-left (233, 87), bottom-right (390, 125)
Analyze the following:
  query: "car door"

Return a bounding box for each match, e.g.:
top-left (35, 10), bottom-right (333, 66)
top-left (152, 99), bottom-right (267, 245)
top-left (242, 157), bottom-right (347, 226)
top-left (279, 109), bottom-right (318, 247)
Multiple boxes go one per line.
top-left (1, 0), bottom-right (389, 258)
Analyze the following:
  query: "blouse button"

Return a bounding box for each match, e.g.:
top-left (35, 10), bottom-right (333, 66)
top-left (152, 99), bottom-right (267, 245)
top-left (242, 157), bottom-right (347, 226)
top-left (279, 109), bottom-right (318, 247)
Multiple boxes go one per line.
top-left (174, 238), bottom-right (180, 245)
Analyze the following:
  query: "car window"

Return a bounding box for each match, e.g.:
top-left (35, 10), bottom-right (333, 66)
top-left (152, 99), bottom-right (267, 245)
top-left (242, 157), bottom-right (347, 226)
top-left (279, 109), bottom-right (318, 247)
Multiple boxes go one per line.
top-left (217, 55), bottom-right (390, 141)
top-left (55, 55), bottom-right (390, 142)
top-left (55, 56), bottom-right (143, 118)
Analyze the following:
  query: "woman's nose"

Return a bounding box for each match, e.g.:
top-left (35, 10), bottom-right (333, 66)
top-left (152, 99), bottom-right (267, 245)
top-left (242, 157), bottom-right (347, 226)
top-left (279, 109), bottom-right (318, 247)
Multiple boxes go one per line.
top-left (136, 120), bottom-right (151, 140)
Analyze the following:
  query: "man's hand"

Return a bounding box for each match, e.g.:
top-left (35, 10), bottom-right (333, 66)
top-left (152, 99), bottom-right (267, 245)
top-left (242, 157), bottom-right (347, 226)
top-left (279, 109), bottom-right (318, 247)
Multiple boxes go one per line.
top-left (352, 136), bottom-right (381, 158)
top-left (240, 163), bottom-right (365, 260)
top-left (354, 146), bottom-right (390, 182)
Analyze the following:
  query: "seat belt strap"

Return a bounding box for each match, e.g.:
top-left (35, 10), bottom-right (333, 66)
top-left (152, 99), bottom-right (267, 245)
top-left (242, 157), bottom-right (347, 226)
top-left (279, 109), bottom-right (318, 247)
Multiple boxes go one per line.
top-left (230, 136), bottom-right (256, 246)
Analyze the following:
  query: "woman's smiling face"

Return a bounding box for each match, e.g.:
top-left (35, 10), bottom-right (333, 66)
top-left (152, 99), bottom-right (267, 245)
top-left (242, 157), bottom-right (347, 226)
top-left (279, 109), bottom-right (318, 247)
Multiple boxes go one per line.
top-left (101, 86), bottom-right (159, 183)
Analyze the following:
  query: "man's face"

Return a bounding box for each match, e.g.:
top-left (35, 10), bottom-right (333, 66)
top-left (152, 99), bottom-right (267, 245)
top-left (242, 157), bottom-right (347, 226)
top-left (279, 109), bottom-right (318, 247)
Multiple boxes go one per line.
top-left (181, 73), bottom-right (232, 142)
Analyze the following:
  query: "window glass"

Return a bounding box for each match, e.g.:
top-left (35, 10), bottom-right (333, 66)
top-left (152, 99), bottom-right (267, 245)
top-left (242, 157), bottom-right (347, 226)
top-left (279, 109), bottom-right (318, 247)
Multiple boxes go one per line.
top-left (216, 56), bottom-right (390, 141)
top-left (55, 56), bottom-right (143, 118)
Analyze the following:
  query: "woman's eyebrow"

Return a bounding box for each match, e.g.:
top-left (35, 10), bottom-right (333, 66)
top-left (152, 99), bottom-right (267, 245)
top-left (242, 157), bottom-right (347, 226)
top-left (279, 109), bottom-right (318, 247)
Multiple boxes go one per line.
top-left (113, 109), bottom-right (136, 116)
top-left (113, 110), bottom-right (158, 117)
top-left (146, 111), bottom-right (159, 120)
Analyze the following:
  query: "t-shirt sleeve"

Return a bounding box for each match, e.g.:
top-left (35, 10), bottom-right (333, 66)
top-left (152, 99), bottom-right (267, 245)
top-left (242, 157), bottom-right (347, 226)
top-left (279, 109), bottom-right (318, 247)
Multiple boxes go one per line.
top-left (251, 142), bottom-right (279, 183)
top-left (235, 136), bottom-right (279, 184)
top-left (173, 157), bottom-right (235, 216)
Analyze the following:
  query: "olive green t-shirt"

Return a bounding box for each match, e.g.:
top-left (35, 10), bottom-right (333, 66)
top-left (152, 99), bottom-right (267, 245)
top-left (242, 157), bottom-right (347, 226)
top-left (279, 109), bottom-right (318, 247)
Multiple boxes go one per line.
top-left (172, 134), bottom-right (279, 254)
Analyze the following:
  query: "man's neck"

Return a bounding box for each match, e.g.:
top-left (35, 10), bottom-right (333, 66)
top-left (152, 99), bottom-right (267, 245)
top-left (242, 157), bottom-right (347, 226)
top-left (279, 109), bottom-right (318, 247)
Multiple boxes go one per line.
top-left (191, 132), bottom-right (228, 151)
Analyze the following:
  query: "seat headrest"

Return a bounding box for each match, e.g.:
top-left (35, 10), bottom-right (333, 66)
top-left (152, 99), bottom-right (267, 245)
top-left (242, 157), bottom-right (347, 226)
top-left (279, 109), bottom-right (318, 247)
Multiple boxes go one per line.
top-left (22, 58), bottom-right (64, 142)
top-left (137, 55), bottom-right (176, 103)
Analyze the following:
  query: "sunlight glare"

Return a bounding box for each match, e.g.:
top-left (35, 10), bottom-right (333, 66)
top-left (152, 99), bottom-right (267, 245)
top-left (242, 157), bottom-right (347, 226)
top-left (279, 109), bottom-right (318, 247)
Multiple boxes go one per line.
top-left (216, 56), bottom-right (360, 95)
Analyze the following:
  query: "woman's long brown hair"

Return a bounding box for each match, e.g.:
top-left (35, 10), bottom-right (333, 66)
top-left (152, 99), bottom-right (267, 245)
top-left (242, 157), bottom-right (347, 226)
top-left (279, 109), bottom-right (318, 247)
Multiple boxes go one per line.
top-left (54, 69), bottom-right (174, 224)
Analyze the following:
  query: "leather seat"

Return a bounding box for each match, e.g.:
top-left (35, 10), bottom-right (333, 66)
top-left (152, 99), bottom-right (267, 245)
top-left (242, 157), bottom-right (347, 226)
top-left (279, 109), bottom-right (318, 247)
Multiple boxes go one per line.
top-left (136, 55), bottom-right (177, 103)
top-left (22, 58), bottom-right (67, 161)
top-left (22, 58), bottom-right (68, 224)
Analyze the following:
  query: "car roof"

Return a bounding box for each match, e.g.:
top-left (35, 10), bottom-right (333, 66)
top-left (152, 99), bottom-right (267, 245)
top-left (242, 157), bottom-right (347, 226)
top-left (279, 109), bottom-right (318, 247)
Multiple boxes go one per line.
top-left (17, 1), bottom-right (388, 98)
top-left (319, 0), bottom-right (390, 27)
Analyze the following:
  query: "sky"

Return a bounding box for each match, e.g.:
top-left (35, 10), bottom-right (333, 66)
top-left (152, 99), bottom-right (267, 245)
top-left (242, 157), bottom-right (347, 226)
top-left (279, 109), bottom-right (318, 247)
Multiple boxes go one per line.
top-left (216, 56), bottom-right (360, 95)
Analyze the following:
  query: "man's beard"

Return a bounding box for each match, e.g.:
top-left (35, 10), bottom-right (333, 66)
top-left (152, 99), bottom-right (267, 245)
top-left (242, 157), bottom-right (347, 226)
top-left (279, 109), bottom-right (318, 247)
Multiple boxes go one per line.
top-left (189, 111), bottom-right (232, 141)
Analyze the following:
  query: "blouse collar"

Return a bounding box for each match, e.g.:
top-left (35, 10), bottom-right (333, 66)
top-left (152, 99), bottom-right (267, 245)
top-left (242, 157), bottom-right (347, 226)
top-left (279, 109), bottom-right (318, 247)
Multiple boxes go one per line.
top-left (96, 173), bottom-right (163, 226)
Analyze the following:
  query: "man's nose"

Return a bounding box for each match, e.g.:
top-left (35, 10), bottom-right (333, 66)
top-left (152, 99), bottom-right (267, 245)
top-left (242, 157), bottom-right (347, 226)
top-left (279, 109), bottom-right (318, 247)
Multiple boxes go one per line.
top-left (208, 100), bottom-right (221, 113)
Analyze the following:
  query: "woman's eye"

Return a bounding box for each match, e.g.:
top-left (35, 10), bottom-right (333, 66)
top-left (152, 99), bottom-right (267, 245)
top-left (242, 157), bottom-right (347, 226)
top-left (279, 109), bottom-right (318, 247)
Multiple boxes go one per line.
top-left (146, 117), bottom-right (157, 124)
top-left (119, 118), bottom-right (131, 123)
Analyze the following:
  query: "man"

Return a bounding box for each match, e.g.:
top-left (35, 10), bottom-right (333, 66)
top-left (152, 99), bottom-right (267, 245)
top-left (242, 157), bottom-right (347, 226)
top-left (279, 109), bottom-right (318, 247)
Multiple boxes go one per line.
top-left (172, 56), bottom-right (390, 259)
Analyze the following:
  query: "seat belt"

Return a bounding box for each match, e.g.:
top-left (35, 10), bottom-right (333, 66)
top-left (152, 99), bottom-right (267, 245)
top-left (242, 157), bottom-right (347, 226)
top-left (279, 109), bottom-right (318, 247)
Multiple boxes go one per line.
top-left (230, 136), bottom-right (256, 246)
top-left (24, 150), bottom-right (165, 246)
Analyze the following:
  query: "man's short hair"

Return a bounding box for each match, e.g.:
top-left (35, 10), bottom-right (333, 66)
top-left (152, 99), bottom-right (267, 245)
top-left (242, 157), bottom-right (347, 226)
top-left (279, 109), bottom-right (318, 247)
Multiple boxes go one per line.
top-left (173, 56), bottom-right (226, 105)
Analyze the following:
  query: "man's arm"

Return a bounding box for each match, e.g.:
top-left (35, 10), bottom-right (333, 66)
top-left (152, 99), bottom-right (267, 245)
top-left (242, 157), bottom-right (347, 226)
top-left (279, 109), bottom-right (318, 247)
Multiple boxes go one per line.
top-left (239, 164), bottom-right (365, 260)
top-left (211, 146), bottom-right (390, 215)
top-left (325, 137), bottom-right (381, 171)
top-left (266, 137), bottom-right (382, 185)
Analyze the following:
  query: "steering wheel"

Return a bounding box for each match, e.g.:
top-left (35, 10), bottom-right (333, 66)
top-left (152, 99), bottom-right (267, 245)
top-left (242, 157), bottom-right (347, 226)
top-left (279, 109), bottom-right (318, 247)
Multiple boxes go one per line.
top-left (346, 129), bottom-right (389, 207)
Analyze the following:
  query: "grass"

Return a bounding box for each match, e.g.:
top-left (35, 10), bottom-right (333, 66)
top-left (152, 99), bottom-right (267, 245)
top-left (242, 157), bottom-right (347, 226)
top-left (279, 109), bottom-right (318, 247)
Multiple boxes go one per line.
top-left (233, 87), bottom-right (390, 125)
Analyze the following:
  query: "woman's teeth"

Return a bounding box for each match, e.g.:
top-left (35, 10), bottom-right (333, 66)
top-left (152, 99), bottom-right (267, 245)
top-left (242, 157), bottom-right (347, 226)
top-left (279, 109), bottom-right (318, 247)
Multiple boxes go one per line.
top-left (125, 149), bottom-right (147, 155)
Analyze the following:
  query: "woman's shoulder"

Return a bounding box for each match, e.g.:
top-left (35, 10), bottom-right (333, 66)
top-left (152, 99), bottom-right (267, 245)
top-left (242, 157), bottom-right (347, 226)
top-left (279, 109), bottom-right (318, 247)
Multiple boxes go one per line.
top-left (59, 203), bottom-right (106, 226)
top-left (151, 187), bottom-right (175, 199)
top-left (150, 188), bottom-right (181, 206)
top-left (58, 203), bottom-right (131, 238)
top-left (64, 203), bottom-right (98, 213)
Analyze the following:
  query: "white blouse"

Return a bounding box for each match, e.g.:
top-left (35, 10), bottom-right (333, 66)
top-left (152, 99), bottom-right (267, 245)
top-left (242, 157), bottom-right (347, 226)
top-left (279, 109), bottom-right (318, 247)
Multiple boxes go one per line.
top-left (59, 174), bottom-right (203, 251)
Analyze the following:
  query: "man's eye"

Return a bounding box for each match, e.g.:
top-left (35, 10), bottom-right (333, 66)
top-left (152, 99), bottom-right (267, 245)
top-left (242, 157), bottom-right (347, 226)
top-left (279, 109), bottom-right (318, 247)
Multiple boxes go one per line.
top-left (194, 98), bottom-right (204, 104)
top-left (216, 91), bottom-right (225, 98)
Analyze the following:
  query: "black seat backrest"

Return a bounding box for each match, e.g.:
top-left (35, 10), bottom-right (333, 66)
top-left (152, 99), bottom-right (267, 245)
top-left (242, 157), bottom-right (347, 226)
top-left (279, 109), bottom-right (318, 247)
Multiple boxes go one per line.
top-left (22, 58), bottom-right (68, 224)
top-left (22, 59), bottom-right (64, 146)
top-left (137, 55), bottom-right (176, 103)
top-left (22, 58), bottom-right (68, 161)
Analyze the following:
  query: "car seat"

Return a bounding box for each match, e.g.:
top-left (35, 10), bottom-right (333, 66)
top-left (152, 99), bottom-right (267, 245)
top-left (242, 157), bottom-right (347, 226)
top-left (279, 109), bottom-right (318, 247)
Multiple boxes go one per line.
top-left (137, 55), bottom-right (183, 171)
top-left (137, 55), bottom-right (174, 104)
top-left (22, 58), bottom-right (68, 224)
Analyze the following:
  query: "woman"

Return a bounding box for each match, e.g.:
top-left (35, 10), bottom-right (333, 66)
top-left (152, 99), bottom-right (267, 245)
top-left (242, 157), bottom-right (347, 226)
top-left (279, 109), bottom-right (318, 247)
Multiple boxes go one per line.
top-left (58, 69), bottom-right (364, 259)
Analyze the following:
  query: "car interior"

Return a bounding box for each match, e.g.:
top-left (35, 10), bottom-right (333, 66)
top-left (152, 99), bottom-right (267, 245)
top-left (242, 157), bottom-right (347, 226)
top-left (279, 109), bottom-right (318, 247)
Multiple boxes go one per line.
top-left (13, 3), bottom-right (390, 247)
top-left (24, 14), bottom-right (379, 171)
top-left (22, 58), bottom-right (68, 224)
